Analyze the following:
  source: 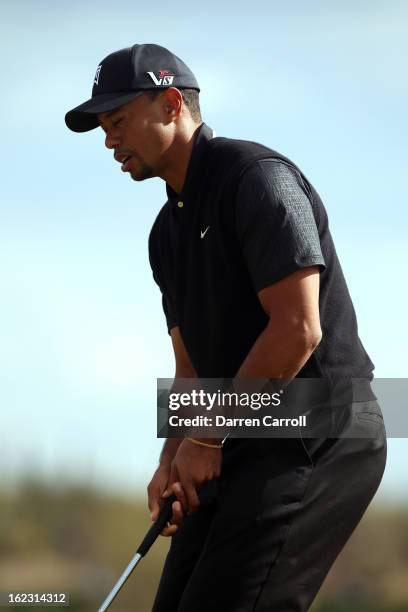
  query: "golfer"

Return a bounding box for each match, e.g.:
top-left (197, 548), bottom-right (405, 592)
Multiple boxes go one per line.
top-left (66, 43), bottom-right (387, 611)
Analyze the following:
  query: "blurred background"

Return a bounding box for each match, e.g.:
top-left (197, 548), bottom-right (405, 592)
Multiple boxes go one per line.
top-left (1, 0), bottom-right (407, 610)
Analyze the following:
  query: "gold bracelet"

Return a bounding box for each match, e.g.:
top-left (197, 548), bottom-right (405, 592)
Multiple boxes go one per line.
top-left (185, 437), bottom-right (223, 449)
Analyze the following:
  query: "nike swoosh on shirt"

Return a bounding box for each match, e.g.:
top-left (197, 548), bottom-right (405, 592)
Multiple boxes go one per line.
top-left (200, 226), bottom-right (210, 239)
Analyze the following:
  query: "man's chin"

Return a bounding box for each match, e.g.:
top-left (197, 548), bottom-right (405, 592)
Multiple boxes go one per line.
top-left (129, 167), bottom-right (154, 182)
top-left (129, 172), bottom-right (144, 182)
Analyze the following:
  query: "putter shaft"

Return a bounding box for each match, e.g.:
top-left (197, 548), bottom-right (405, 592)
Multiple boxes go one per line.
top-left (99, 552), bottom-right (142, 612)
top-left (98, 494), bottom-right (177, 611)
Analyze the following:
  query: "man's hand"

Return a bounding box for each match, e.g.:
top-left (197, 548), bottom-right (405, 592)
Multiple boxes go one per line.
top-left (162, 439), bottom-right (222, 517)
top-left (147, 464), bottom-right (184, 537)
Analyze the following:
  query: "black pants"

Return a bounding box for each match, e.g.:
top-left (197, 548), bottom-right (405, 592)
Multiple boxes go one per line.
top-left (152, 400), bottom-right (387, 612)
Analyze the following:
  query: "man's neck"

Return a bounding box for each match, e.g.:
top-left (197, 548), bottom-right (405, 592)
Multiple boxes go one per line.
top-left (160, 122), bottom-right (203, 195)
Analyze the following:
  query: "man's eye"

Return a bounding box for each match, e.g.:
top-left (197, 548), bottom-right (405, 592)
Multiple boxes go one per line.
top-left (113, 118), bottom-right (123, 126)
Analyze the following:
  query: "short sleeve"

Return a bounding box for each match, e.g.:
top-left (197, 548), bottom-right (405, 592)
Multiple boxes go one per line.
top-left (162, 293), bottom-right (177, 335)
top-left (150, 270), bottom-right (177, 336)
top-left (149, 217), bottom-right (178, 336)
top-left (235, 159), bottom-right (326, 292)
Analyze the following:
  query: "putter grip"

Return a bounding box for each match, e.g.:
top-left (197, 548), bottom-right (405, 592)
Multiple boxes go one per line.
top-left (137, 494), bottom-right (177, 557)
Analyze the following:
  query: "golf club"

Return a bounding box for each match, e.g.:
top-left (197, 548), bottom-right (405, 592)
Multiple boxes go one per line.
top-left (98, 493), bottom-right (178, 612)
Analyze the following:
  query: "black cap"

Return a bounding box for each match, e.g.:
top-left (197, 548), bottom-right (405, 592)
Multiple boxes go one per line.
top-left (65, 43), bottom-right (200, 133)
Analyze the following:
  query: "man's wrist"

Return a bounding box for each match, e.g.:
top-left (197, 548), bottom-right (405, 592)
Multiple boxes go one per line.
top-left (191, 437), bottom-right (223, 445)
top-left (159, 438), bottom-right (183, 466)
top-left (158, 453), bottom-right (174, 467)
top-left (184, 434), bottom-right (229, 449)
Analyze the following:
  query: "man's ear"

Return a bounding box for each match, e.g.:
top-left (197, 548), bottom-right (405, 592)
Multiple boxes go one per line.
top-left (163, 88), bottom-right (183, 119)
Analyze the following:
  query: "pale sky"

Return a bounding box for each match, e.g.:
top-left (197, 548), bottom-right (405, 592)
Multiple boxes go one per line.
top-left (1, 0), bottom-right (407, 502)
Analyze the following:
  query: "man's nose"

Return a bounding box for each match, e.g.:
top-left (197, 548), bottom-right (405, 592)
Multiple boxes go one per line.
top-left (105, 131), bottom-right (121, 149)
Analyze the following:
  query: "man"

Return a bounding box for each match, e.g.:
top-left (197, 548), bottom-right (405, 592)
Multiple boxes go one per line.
top-left (65, 43), bottom-right (387, 611)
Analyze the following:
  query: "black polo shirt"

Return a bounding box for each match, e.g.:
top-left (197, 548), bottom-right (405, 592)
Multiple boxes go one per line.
top-left (148, 123), bottom-right (375, 395)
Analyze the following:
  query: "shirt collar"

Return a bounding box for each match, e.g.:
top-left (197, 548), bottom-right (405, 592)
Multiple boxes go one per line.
top-left (166, 123), bottom-right (215, 204)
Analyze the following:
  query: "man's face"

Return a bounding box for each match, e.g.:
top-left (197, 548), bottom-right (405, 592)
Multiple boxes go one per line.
top-left (97, 92), bottom-right (172, 182)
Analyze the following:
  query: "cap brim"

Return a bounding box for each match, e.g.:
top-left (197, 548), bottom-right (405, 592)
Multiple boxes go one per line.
top-left (65, 91), bottom-right (145, 133)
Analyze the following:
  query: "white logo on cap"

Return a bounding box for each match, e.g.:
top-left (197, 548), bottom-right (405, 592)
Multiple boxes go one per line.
top-left (147, 71), bottom-right (175, 86)
top-left (94, 64), bottom-right (102, 86)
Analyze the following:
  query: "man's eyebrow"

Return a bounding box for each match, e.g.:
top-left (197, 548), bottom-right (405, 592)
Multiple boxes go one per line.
top-left (106, 109), bottom-right (122, 118)
top-left (98, 109), bottom-right (123, 130)
top-left (99, 108), bottom-right (123, 123)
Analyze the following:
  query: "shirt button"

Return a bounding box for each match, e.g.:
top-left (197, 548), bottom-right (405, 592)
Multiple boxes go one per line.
top-left (177, 201), bottom-right (184, 208)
